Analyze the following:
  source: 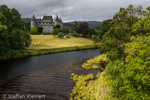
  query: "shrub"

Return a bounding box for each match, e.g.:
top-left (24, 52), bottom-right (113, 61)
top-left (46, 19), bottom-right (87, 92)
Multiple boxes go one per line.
top-left (43, 33), bottom-right (52, 35)
top-left (58, 32), bottom-right (64, 39)
top-left (72, 31), bottom-right (82, 37)
top-left (66, 35), bottom-right (70, 38)
top-left (30, 28), bottom-right (39, 34)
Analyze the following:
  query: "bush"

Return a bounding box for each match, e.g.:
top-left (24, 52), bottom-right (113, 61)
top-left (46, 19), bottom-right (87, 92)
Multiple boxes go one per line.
top-left (10, 28), bottom-right (31, 49)
top-left (43, 33), bottom-right (52, 35)
top-left (30, 28), bottom-right (39, 34)
top-left (71, 31), bottom-right (82, 37)
top-left (66, 35), bottom-right (70, 38)
top-left (58, 32), bottom-right (64, 39)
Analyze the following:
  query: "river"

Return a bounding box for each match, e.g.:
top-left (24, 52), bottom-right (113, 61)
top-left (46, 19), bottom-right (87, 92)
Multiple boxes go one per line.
top-left (0, 49), bottom-right (100, 100)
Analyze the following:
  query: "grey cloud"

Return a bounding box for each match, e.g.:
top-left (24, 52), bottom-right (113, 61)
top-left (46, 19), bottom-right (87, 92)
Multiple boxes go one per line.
top-left (0, 0), bottom-right (149, 22)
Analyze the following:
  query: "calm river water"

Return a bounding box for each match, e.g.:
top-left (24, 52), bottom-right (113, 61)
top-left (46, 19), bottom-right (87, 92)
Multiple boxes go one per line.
top-left (0, 49), bottom-right (100, 100)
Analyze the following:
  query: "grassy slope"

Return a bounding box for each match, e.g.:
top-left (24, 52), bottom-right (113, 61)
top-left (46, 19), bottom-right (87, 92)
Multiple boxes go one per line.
top-left (28, 35), bottom-right (94, 50)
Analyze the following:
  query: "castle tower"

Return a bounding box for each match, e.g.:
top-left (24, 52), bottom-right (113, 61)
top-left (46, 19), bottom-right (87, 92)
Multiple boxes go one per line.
top-left (55, 14), bottom-right (63, 28)
top-left (54, 14), bottom-right (59, 26)
top-left (31, 14), bottom-right (36, 28)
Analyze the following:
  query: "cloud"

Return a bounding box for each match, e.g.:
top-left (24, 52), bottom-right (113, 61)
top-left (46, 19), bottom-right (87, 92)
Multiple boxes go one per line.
top-left (0, 0), bottom-right (149, 22)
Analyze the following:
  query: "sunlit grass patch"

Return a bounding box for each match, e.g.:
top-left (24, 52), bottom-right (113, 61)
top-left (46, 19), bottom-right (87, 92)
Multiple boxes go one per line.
top-left (28, 35), bottom-right (94, 50)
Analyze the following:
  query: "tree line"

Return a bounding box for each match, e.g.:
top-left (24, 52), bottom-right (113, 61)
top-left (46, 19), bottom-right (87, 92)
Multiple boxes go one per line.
top-left (70, 5), bottom-right (150, 100)
top-left (0, 5), bottom-right (31, 56)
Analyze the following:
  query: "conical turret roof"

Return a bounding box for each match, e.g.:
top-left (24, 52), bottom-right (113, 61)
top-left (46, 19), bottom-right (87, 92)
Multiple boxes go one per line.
top-left (32, 14), bottom-right (36, 20)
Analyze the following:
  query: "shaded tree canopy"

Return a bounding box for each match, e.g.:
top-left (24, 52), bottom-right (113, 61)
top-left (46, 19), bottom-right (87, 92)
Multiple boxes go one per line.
top-left (78, 22), bottom-right (89, 37)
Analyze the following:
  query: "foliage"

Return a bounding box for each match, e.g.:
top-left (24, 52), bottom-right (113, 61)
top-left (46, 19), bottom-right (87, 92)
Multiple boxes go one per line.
top-left (88, 27), bottom-right (96, 38)
top-left (70, 73), bottom-right (95, 100)
top-left (82, 54), bottom-right (108, 70)
top-left (42, 32), bottom-right (52, 35)
top-left (9, 28), bottom-right (31, 49)
top-left (30, 28), bottom-right (39, 34)
top-left (99, 19), bottom-right (112, 39)
top-left (54, 24), bottom-right (61, 29)
top-left (0, 5), bottom-right (28, 33)
top-left (0, 13), bottom-right (7, 24)
top-left (66, 35), bottom-right (70, 38)
top-left (0, 22), bottom-right (10, 55)
top-left (62, 27), bottom-right (69, 34)
top-left (70, 5), bottom-right (150, 100)
top-left (70, 55), bottom-right (110, 100)
top-left (91, 35), bottom-right (100, 43)
top-left (57, 32), bottom-right (64, 39)
top-left (142, 6), bottom-right (150, 16)
top-left (78, 22), bottom-right (89, 37)
top-left (37, 27), bottom-right (43, 34)
top-left (0, 5), bottom-right (31, 51)
top-left (52, 28), bottom-right (62, 37)
top-left (100, 5), bottom-right (142, 60)
top-left (132, 16), bottom-right (150, 35)
top-left (71, 31), bottom-right (82, 37)
top-left (104, 35), bottom-right (150, 100)
top-left (72, 21), bottom-right (78, 33)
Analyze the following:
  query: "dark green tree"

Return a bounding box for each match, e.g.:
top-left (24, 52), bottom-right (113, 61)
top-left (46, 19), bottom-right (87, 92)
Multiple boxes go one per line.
top-left (38, 27), bottom-right (43, 34)
top-left (9, 28), bottom-right (31, 49)
top-left (100, 5), bottom-right (142, 60)
top-left (72, 21), bottom-right (78, 32)
top-left (0, 13), bottom-right (7, 24)
top-left (88, 27), bottom-right (96, 38)
top-left (62, 27), bottom-right (69, 34)
top-left (0, 5), bottom-right (12, 32)
top-left (99, 19), bottom-right (112, 39)
top-left (0, 22), bottom-right (10, 55)
top-left (30, 28), bottom-right (39, 34)
top-left (54, 25), bottom-right (61, 29)
top-left (78, 22), bottom-right (89, 37)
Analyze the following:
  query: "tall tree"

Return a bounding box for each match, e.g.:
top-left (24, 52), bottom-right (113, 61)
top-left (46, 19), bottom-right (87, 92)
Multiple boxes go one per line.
top-left (10, 28), bottom-right (31, 49)
top-left (100, 5), bottom-right (143, 60)
top-left (72, 21), bottom-right (78, 32)
top-left (99, 19), bottom-right (112, 39)
top-left (78, 22), bottom-right (89, 37)
top-left (88, 27), bottom-right (96, 38)
top-left (0, 22), bottom-right (10, 55)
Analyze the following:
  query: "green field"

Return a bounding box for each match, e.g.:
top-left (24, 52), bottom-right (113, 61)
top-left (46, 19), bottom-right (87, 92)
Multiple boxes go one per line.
top-left (28, 35), bottom-right (95, 50)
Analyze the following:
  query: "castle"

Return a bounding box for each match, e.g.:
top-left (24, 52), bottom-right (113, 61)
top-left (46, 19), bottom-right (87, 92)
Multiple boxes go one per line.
top-left (31, 14), bottom-right (63, 33)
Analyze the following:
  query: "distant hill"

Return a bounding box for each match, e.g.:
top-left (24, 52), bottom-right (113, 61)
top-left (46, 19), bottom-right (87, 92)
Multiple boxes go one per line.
top-left (21, 18), bottom-right (102, 28)
top-left (64, 21), bottom-right (102, 28)
top-left (21, 18), bottom-right (31, 23)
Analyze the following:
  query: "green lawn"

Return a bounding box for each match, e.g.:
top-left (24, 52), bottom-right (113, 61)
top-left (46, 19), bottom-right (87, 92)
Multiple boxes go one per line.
top-left (28, 35), bottom-right (94, 50)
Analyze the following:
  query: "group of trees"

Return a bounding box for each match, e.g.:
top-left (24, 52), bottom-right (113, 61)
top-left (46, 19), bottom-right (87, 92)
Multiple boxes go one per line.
top-left (101, 5), bottom-right (150, 99)
top-left (71, 21), bottom-right (97, 38)
top-left (70, 20), bottom-right (112, 42)
top-left (0, 5), bottom-right (31, 55)
top-left (70, 5), bottom-right (150, 100)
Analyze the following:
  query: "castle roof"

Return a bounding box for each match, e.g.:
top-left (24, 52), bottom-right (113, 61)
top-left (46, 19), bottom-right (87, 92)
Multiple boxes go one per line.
top-left (43, 16), bottom-right (53, 20)
top-left (32, 14), bottom-right (36, 20)
top-left (55, 15), bottom-right (63, 23)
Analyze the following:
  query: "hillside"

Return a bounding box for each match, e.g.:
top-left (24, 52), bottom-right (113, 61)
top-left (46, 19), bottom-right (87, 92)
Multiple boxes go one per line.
top-left (21, 18), bottom-right (102, 28)
top-left (21, 18), bottom-right (31, 23)
top-left (63, 21), bottom-right (102, 28)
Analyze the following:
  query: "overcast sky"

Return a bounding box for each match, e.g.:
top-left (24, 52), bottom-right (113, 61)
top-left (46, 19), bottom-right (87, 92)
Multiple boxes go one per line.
top-left (0, 0), bottom-right (149, 22)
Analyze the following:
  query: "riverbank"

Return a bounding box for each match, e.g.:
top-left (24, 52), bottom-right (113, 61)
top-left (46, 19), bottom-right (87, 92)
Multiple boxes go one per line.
top-left (0, 35), bottom-right (100, 60)
top-left (0, 45), bottom-right (100, 60)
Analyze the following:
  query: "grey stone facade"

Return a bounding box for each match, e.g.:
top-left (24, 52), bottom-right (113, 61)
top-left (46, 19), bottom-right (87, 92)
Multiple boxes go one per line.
top-left (31, 15), bottom-right (63, 33)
